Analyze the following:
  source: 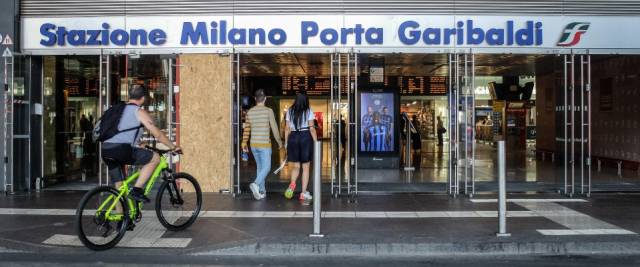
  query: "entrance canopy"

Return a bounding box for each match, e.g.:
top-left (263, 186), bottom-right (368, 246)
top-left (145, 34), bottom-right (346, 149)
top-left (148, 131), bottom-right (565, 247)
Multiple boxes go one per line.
top-left (20, 15), bottom-right (640, 55)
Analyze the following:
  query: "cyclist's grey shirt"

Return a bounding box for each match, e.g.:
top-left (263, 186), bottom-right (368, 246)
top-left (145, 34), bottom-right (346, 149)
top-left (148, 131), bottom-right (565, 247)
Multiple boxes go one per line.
top-left (104, 104), bottom-right (143, 146)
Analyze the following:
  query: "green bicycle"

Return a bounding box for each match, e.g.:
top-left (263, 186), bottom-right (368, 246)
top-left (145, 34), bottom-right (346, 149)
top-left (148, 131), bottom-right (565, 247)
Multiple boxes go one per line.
top-left (74, 146), bottom-right (202, 251)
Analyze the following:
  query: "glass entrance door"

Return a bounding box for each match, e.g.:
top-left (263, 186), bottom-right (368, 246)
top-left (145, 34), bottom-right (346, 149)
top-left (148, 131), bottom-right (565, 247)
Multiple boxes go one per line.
top-left (330, 53), bottom-right (359, 198)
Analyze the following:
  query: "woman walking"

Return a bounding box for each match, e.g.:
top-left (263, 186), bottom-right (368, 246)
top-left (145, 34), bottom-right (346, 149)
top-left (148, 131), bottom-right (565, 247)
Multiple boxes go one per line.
top-left (284, 92), bottom-right (317, 201)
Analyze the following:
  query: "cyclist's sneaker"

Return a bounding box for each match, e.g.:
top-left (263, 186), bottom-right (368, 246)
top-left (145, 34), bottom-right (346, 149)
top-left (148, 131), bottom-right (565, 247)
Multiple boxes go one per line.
top-left (249, 183), bottom-right (261, 200)
top-left (117, 220), bottom-right (136, 231)
top-left (284, 183), bottom-right (296, 199)
top-left (300, 191), bottom-right (313, 201)
top-left (129, 187), bottom-right (150, 203)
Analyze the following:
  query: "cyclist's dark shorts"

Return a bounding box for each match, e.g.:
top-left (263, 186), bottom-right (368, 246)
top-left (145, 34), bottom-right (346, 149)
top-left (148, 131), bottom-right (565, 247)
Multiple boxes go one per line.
top-left (101, 143), bottom-right (154, 182)
top-left (287, 130), bottom-right (313, 163)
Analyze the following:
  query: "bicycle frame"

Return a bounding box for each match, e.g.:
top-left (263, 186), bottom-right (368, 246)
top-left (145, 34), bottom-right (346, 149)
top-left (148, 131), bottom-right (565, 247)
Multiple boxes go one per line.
top-left (98, 155), bottom-right (170, 221)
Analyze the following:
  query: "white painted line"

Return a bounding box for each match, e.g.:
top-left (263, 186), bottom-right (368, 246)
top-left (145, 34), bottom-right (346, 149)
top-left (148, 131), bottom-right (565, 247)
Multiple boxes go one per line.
top-left (0, 208), bottom-right (76, 216)
top-left (42, 234), bottom-right (193, 248)
top-left (356, 211), bottom-right (386, 218)
top-left (537, 229), bottom-right (636, 236)
top-left (470, 199), bottom-right (588, 203)
top-left (385, 212), bottom-right (418, 218)
top-left (415, 211), bottom-right (449, 218)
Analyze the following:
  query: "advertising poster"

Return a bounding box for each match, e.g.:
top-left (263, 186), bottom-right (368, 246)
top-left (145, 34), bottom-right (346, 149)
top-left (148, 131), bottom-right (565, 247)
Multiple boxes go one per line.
top-left (360, 92), bottom-right (395, 152)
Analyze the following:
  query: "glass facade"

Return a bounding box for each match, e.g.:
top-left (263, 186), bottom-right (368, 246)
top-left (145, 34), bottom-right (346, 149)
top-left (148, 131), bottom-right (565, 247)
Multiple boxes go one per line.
top-left (40, 55), bottom-right (176, 189)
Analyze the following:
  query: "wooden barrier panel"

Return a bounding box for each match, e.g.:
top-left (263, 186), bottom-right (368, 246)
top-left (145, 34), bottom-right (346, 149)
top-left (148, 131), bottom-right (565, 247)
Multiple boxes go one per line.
top-left (179, 54), bottom-right (230, 192)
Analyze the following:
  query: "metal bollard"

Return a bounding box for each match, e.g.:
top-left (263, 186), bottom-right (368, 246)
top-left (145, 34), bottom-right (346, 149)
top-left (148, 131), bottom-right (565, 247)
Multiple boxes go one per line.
top-left (496, 141), bottom-right (511, 237)
top-left (309, 141), bottom-right (324, 238)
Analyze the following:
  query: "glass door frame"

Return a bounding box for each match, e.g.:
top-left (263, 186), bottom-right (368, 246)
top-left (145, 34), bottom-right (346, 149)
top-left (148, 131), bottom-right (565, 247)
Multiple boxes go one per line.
top-left (563, 53), bottom-right (592, 197)
top-left (448, 52), bottom-right (476, 197)
top-left (330, 52), bottom-right (359, 198)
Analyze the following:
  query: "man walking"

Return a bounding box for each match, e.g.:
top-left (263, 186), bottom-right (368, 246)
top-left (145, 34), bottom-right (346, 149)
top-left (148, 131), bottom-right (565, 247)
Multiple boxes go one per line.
top-left (242, 89), bottom-right (283, 200)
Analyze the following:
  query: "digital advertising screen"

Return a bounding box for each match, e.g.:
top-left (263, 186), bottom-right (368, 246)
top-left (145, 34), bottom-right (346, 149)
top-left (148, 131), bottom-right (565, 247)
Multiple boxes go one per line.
top-left (359, 92), bottom-right (396, 153)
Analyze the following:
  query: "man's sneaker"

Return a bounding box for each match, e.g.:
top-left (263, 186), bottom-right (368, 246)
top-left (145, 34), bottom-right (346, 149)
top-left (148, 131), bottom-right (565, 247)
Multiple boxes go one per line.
top-left (249, 183), bottom-right (261, 200)
top-left (259, 192), bottom-right (266, 200)
top-left (299, 191), bottom-right (313, 201)
top-left (284, 183), bottom-right (296, 199)
top-left (129, 188), bottom-right (150, 203)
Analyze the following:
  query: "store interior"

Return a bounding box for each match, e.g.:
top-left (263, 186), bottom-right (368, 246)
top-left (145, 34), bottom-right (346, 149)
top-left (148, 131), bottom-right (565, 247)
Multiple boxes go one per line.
top-left (236, 53), bottom-right (551, 193)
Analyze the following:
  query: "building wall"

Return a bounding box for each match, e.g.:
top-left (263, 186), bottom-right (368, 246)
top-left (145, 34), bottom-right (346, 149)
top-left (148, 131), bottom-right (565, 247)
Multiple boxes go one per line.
top-left (535, 57), bottom-right (560, 153)
top-left (179, 54), bottom-right (231, 192)
top-left (535, 55), bottom-right (640, 166)
top-left (591, 56), bottom-right (640, 164)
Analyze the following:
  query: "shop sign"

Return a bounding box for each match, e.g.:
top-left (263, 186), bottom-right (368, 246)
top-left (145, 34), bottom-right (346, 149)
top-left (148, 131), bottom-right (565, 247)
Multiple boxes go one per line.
top-left (19, 15), bottom-right (640, 51)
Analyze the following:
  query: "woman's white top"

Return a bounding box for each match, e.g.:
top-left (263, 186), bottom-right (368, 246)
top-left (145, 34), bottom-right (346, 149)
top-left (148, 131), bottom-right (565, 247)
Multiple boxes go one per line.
top-left (285, 108), bottom-right (314, 131)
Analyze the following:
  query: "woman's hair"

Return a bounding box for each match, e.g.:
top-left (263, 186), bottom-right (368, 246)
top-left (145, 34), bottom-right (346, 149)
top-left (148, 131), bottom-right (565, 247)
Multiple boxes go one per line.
top-left (289, 92), bottom-right (310, 129)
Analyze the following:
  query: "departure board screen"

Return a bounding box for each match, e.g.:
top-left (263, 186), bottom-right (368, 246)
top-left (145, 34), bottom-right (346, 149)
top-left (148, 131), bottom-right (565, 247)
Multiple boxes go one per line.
top-left (282, 76), bottom-right (349, 96)
top-left (397, 76), bottom-right (448, 95)
top-left (280, 76), bottom-right (447, 96)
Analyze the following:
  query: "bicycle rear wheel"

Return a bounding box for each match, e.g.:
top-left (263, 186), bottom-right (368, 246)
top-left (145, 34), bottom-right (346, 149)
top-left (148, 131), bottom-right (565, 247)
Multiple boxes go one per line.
top-left (75, 186), bottom-right (130, 250)
top-left (156, 172), bottom-right (202, 231)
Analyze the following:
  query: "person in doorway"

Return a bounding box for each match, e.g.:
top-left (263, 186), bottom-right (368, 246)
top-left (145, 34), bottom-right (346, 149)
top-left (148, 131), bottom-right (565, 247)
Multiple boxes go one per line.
top-left (242, 89), bottom-right (283, 200)
top-left (102, 84), bottom-right (181, 203)
top-left (411, 115), bottom-right (422, 168)
top-left (80, 114), bottom-right (93, 175)
top-left (284, 92), bottom-right (317, 202)
top-left (437, 116), bottom-right (446, 146)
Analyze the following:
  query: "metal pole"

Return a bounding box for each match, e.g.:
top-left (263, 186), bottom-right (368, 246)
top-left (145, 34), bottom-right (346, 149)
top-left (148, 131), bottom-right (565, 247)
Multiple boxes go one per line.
top-left (563, 55), bottom-right (568, 195)
top-left (570, 53), bottom-right (575, 196)
top-left (455, 53), bottom-right (460, 195)
top-left (106, 55), bottom-right (111, 185)
top-left (463, 53), bottom-right (468, 194)
top-left (587, 55), bottom-right (592, 197)
top-left (167, 58), bottom-right (174, 170)
top-left (448, 53), bottom-right (453, 195)
top-left (310, 140), bottom-right (324, 238)
top-left (497, 140), bottom-right (510, 237)
top-left (353, 53), bottom-right (359, 195)
top-left (236, 53), bottom-right (241, 195)
top-left (229, 53), bottom-right (235, 194)
top-left (98, 53), bottom-right (103, 186)
top-left (580, 55), bottom-right (584, 195)
top-left (342, 54), bottom-right (346, 194)
top-left (337, 54), bottom-right (341, 196)
top-left (471, 53), bottom-right (476, 196)
top-left (330, 54), bottom-right (335, 196)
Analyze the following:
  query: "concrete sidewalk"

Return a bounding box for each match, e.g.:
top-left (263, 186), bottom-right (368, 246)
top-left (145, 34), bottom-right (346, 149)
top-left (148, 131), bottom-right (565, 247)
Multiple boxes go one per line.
top-left (0, 192), bottom-right (639, 257)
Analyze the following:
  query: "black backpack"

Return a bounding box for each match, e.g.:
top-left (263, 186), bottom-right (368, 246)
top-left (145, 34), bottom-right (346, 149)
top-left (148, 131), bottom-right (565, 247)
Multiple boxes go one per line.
top-left (92, 103), bottom-right (142, 142)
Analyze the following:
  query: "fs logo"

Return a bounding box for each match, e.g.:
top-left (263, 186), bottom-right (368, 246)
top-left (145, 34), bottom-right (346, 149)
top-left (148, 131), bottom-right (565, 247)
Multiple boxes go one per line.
top-left (557, 22), bottom-right (590, 47)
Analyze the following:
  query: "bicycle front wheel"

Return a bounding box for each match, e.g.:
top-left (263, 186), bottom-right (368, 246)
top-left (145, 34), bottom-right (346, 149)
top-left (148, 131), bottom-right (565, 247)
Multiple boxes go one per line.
top-left (75, 186), bottom-right (130, 251)
top-left (155, 172), bottom-right (202, 231)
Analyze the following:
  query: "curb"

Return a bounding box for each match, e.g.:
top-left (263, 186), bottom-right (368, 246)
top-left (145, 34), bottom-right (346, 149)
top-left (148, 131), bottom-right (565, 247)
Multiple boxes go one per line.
top-left (191, 241), bottom-right (640, 257)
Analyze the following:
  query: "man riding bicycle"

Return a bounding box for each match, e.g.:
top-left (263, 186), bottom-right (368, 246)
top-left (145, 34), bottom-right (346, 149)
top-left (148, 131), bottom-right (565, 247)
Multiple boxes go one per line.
top-left (101, 84), bottom-right (182, 203)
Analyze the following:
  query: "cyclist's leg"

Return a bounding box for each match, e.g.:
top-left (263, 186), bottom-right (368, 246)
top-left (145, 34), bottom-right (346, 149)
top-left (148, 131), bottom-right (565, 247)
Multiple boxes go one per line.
top-left (134, 152), bottom-right (160, 188)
